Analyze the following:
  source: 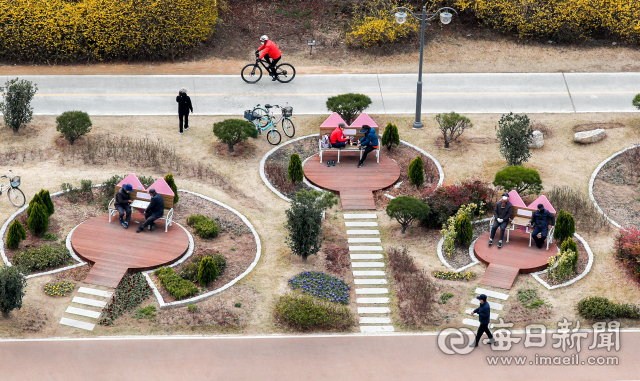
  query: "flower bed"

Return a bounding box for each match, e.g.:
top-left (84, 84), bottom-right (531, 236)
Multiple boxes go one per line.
top-left (433, 270), bottom-right (476, 281)
top-left (44, 281), bottom-right (75, 297)
top-left (99, 273), bottom-right (152, 326)
top-left (289, 271), bottom-right (350, 305)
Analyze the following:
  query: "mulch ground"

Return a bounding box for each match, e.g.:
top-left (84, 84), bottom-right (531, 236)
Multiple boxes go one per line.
top-left (446, 223), bottom-right (488, 269)
top-left (263, 136), bottom-right (317, 199)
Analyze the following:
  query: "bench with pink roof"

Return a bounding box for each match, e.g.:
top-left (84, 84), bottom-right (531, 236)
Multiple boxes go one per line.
top-left (318, 112), bottom-right (380, 164)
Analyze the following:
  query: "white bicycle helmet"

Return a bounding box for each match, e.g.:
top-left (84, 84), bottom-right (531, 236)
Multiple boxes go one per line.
top-left (260, 35), bottom-right (269, 42)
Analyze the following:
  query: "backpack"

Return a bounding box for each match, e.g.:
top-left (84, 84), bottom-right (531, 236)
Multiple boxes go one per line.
top-left (321, 134), bottom-right (331, 148)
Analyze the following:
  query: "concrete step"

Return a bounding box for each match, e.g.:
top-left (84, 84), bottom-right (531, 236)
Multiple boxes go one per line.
top-left (78, 287), bottom-right (113, 298)
top-left (358, 307), bottom-right (391, 314)
top-left (463, 318), bottom-right (493, 329)
top-left (65, 306), bottom-right (101, 319)
top-left (345, 222), bottom-right (378, 227)
top-left (59, 317), bottom-right (95, 331)
top-left (356, 288), bottom-right (389, 295)
top-left (354, 279), bottom-right (388, 285)
top-left (350, 254), bottom-right (384, 260)
top-left (470, 298), bottom-right (503, 310)
top-left (351, 262), bottom-right (384, 268)
top-left (347, 230), bottom-right (380, 235)
top-left (349, 246), bottom-right (383, 251)
top-left (348, 238), bottom-right (382, 244)
top-left (353, 270), bottom-right (386, 277)
top-left (344, 214), bottom-right (377, 219)
top-left (360, 326), bottom-right (395, 333)
top-left (359, 317), bottom-right (392, 324)
top-left (475, 287), bottom-right (510, 300)
top-left (72, 296), bottom-right (107, 308)
top-left (357, 297), bottom-right (390, 304)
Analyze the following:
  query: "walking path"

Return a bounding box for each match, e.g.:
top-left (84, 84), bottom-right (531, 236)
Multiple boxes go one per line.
top-left (59, 286), bottom-right (113, 331)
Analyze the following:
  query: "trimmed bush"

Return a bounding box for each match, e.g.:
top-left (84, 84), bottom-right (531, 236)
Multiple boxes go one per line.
top-left (180, 253), bottom-right (226, 282)
top-left (435, 112), bottom-right (473, 148)
top-left (441, 203), bottom-right (482, 257)
top-left (493, 166), bottom-right (543, 195)
top-left (0, 265), bottom-right (27, 315)
top-left (274, 293), bottom-right (356, 331)
top-left (454, 213), bottom-right (473, 244)
top-left (554, 209), bottom-right (576, 244)
top-left (213, 119), bottom-right (258, 153)
top-left (381, 123), bottom-right (400, 151)
top-left (212, 254), bottom-right (227, 275)
top-left (325, 93), bottom-right (372, 125)
top-left (164, 173), bottom-right (179, 204)
top-left (56, 111), bottom-right (92, 145)
top-left (560, 237), bottom-right (578, 256)
top-left (287, 153), bottom-right (304, 183)
top-left (38, 189), bottom-right (55, 216)
top-left (386, 196), bottom-right (430, 234)
top-left (285, 190), bottom-right (338, 260)
top-left (0, 78), bottom-right (37, 133)
top-left (187, 214), bottom-right (207, 227)
top-left (6, 220), bottom-right (26, 250)
top-left (194, 219), bottom-right (219, 239)
top-left (496, 112), bottom-right (533, 166)
top-left (408, 156), bottom-right (424, 187)
top-left (11, 244), bottom-right (70, 272)
top-left (27, 202), bottom-right (49, 237)
top-left (547, 250), bottom-right (578, 282)
top-left (577, 297), bottom-right (640, 320)
top-left (154, 266), bottom-right (199, 300)
top-left (634, 94), bottom-right (640, 110)
top-left (26, 193), bottom-right (42, 218)
top-left (197, 256), bottom-right (218, 287)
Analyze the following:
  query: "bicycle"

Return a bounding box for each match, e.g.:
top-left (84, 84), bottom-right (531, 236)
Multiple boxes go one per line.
top-left (244, 103), bottom-right (295, 145)
top-left (0, 170), bottom-right (26, 207)
top-left (241, 53), bottom-right (296, 84)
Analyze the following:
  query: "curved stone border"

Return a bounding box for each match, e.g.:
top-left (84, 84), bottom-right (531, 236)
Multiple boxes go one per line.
top-left (531, 233), bottom-right (594, 290)
top-left (436, 218), bottom-right (489, 272)
top-left (399, 139), bottom-right (444, 188)
top-left (145, 189), bottom-right (262, 309)
top-left (588, 144), bottom-right (640, 231)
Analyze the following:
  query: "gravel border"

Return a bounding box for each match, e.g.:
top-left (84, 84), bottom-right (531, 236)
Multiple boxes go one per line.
top-left (531, 233), bottom-right (594, 290)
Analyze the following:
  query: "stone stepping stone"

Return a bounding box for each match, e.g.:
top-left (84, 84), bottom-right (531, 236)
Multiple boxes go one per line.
top-left (360, 326), bottom-right (395, 333)
top-left (356, 288), bottom-right (389, 294)
top-left (344, 214), bottom-right (377, 219)
top-left (72, 296), bottom-right (107, 308)
top-left (475, 287), bottom-right (509, 300)
top-left (358, 307), bottom-right (391, 314)
top-left (351, 262), bottom-right (384, 268)
top-left (353, 270), bottom-right (385, 277)
top-left (465, 308), bottom-right (499, 320)
top-left (360, 317), bottom-right (392, 324)
top-left (348, 237), bottom-right (382, 244)
top-left (350, 254), bottom-right (383, 260)
top-left (349, 246), bottom-right (383, 251)
top-left (78, 287), bottom-right (113, 298)
top-left (59, 317), bottom-right (95, 331)
top-left (65, 306), bottom-right (101, 319)
top-left (357, 297), bottom-right (390, 304)
top-left (345, 222), bottom-right (378, 227)
top-left (463, 318), bottom-right (493, 329)
top-left (347, 230), bottom-right (380, 235)
top-left (470, 298), bottom-right (503, 310)
top-left (354, 279), bottom-right (388, 285)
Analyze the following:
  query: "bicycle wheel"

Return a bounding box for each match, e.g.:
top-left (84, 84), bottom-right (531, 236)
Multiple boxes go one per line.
top-left (253, 107), bottom-right (271, 128)
top-left (282, 118), bottom-right (295, 138)
top-left (275, 63), bottom-right (296, 83)
top-left (8, 187), bottom-right (25, 207)
top-left (266, 129), bottom-right (281, 145)
top-left (241, 64), bottom-right (263, 84)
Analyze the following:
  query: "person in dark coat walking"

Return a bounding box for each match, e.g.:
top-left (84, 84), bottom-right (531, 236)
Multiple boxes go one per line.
top-left (136, 188), bottom-right (164, 233)
top-left (528, 203), bottom-right (556, 249)
top-left (176, 87), bottom-right (193, 135)
top-left (115, 184), bottom-right (133, 229)
top-left (489, 193), bottom-right (513, 248)
top-left (469, 294), bottom-right (495, 347)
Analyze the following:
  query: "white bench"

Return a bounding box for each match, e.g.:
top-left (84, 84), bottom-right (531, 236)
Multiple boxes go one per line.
top-left (318, 127), bottom-right (380, 164)
top-left (108, 187), bottom-right (175, 232)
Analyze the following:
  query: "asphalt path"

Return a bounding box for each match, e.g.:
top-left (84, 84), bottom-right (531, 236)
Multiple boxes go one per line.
top-left (2, 73), bottom-right (639, 115)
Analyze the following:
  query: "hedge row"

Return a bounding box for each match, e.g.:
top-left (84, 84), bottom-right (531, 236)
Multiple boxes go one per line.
top-left (0, 0), bottom-right (218, 62)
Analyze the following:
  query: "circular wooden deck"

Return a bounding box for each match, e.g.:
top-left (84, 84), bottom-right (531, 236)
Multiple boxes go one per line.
top-left (71, 214), bottom-right (190, 288)
top-left (303, 153), bottom-right (400, 210)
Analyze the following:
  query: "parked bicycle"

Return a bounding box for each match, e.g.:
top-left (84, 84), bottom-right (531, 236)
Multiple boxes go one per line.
top-left (0, 170), bottom-right (26, 207)
top-left (244, 103), bottom-right (295, 145)
top-left (241, 53), bottom-right (296, 84)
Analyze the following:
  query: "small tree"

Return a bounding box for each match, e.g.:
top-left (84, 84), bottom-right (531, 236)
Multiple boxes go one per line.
top-left (285, 190), bottom-right (338, 260)
top-left (287, 153), bottom-right (304, 183)
top-left (454, 213), bottom-right (473, 244)
top-left (408, 156), bottom-right (424, 187)
top-left (197, 256), bottom-right (218, 287)
top-left (212, 119), bottom-right (258, 153)
top-left (56, 111), bottom-right (92, 145)
top-left (325, 93), bottom-right (372, 125)
top-left (26, 193), bottom-right (42, 218)
top-left (381, 123), bottom-right (400, 151)
top-left (38, 189), bottom-right (55, 216)
top-left (386, 196), bottom-right (430, 234)
top-left (633, 94), bottom-right (640, 110)
top-left (0, 78), bottom-right (38, 133)
top-left (435, 112), bottom-right (473, 148)
top-left (164, 173), bottom-right (179, 204)
top-left (27, 202), bottom-right (49, 237)
top-left (560, 237), bottom-right (578, 255)
top-left (6, 220), bottom-right (27, 250)
top-left (496, 112), bottom-right (533, 166)
top-left (554, 209), bottom-right (576, 244)
top-left (493, 166), bottom-right (543, 195)
top-left (0, 265), bottom-right (27, 316)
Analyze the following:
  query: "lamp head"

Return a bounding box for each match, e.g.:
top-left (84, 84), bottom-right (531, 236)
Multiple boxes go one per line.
top-left (394, 11), bottom-right (407, 24)
top-left (440, 11), bottom-right (453, 25)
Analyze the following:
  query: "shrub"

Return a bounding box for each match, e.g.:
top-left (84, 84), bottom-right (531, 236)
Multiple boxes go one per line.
top-left (517, 289), bottom-right (546, 309)
top-left (381, 123), bottom-right (400, 151)
top-left (408, 156), bottom-right (424, 187)
top-left (289, 271), bottom-right (350, 304)
top-left (560, 237), bottom-right (578, 256)
top-left (577, 297), bottom-right (640, 320)
top-left (26, 193), bottom-right (42, 218)
top-left (493, 166), bottom-right (543, 195)
top-left (44, 281), bottom-right (75, 297)
top-left (441, 203), bottom-right (482, 257)
top-left (553, 209), bottom-right (576, 244)
top-left (154, 267), bottom-right (199, 300)
top-left (99, 273), bottom-right (152, 325)
top-left (547, 250), bottom-right (578, 282)
top-left (285, 190), bottom-right (338, 260)
top-left (454, 213), bottom-right (473, 244)
top-left (325, 93), bottom-right (372, 125)
top-left (274, 293), bottom-right (356, 331)
top-left (6, 220), bottom-right (26, 250)
top-left (546, 186), bottom-right (609, 233)
top-left (212, 119), bottom-right (258, 153)
top-left (634, 94), bottom-right (640, 110)
top-left (212, 254), bottom-right (227, 275)
top-left (194, 219), bottom-right (219, 239)
top-left (26, 202), bottom-right (49, 237)
top-left (421, 178), bottom-right (493, 228)
top-left (133, 306), bottom-right (157, 319)
top-left (345, 0), bottom-right (419, 48)
top-left (287, 153), bottom-right (304, 183)
top-left (11, 244), bottom-right (71, 272)
top-left (614, 227), bottom-right (640, 280)
top-left (38, 189), bottom-right (55, 216)
top-left (80, 179), bottom-right (93, 200)
top-left (435, 112), bottom-right (473, 148)
top-left (496, 112), bottom-right (533, 166)
top-left (187, 214), bottom-right (207, 227)
top-left (164, 173), bottom-right (179, 204)
top-left (0, 265), bottom-right (27, 315)
top-left (180, 253), bottom-right (226, 282)
top-left (386, 196), bottom-right (430, 234)
top-left (56, 111), bottom-right (92, 145)
top-left (439, 293), bottom-right (454, 304)
top-left (0, 78), bottom-right (37, 133)
top-left (433, 270), bottom-right (476, 281)
top-left (42, 233), bottom-right (58, 241)
top-left (197, 256), bottom-right (218, 287)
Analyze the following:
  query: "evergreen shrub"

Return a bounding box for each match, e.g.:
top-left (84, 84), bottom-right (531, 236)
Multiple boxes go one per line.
top-left (454, 213), bottom-right (473, 244)
top-left (56, 111), bottom-right (92, 145)
top-left (496, 112), bottom-right (533, 166)
top-left (213, 119), bottom-right (258, 153)
top-left (12, 244), bottom-right (70, 272)
top-left (578, 297), bottom-right (640, 320)
top-left (408, 156), bottom-right (424, 187)
top-left (6, 220), bottom-right (26, 250)
top-left (0, 265), bottom-right (27, 315)
top-left (381, 123), bottom-right (400, 151)
top-left (493, 166), bottom-right (543, 195)
top-left (386, 196), bottom-right (430, 234)
top-left (154, 267), bottom-right (199, 300)
top-left (164, 173), bottom-right (179, 204)
top-left (554, 209), bottom-right (576, 244)
top-left (197, 256), bottom-right (218, 287)
top-left (27, 202), bottom-right (49, 237)
top-left (325, 93), bottom-right (371, 125)
top-left (287, 153), bottom-right (303, 183)
top-left (38, 189), bottom-right (55, 216)
top-left (274, 293), bottom-right (356, 331)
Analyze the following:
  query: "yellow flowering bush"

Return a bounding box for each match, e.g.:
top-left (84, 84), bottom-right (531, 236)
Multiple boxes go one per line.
top-left (345, 0), bottom-right (419, 48)
top-left (0, 0), bottom-right (218, 62)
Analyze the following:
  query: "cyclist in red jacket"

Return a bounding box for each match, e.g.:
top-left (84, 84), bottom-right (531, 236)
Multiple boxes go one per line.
top-left (256, 35), bottom-right (282, 81)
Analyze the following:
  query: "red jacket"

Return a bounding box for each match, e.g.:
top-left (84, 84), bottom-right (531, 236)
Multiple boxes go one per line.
top-left (330, 127), bottom-right (348, 144)
top-left (258, 40), bottom-right (281, 60)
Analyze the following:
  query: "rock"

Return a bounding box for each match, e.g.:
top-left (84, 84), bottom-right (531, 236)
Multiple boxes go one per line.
top-left (529, 130), bottom-right (544, 149)
top-left (574, 129), bottom-right (606, 144)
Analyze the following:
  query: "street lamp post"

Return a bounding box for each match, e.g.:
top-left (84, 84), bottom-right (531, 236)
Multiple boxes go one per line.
top-left (391, 7), bottom-right (457, 129)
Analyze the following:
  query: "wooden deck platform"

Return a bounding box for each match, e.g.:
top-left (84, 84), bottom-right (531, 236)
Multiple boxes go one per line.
top-left (303, 153), bottom-right (400, 210)
top-left (71, 214), bottom-right (190, 288)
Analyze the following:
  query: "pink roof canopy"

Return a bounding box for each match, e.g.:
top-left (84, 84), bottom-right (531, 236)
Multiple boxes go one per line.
top-left (148, 178), bottom-right (175, 196)
top-left (117, 173), bottom-right (146, 192)
top-left (528, 195), bottom-right (556, 214)
top-left (349, 113), bottom-right (378, 128)
top-left (506, 190), bottom-right (526, 208)
top-left (320, 112), bottom-right (348, 128)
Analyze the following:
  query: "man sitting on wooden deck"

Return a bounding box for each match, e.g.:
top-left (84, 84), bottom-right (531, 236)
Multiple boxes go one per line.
top-left (528, 203), bottom-right (556, 249)
top-left (115, 184), bottom-right (133, 229)
top-left (489, 193), bottom-right (513, 249)
top-left (136, 188), bottom-right (164, 233)
top-left (357, 125), bottom-right (378, 168)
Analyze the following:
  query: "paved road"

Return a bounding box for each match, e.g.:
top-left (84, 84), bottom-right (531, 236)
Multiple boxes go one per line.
top-left (2, 73), bottom-right (639, 115)
top-left (1, 331), bottom-right (639, 381)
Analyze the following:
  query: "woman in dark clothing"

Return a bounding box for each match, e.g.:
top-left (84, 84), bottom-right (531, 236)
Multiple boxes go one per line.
top-left (489, 192), bottom-right (513, 248)
top-left (176, 87), bottom-right (193, 135)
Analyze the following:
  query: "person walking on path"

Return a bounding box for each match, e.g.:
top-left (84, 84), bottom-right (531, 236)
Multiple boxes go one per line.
top-left (137, 188), bottom-right (164, 233)
top-left (528, 203), bottom-right (556, 249)
top-left (489, 193), bottom-right (513, 248)
top-left (357, 125), bottom-right (378, 168)
top-left (115, 184), bottom-right (133, 229)
top-left (469, 294), bottom-right (495, 347)
top-left (176, 87), bottom-right (193, 135)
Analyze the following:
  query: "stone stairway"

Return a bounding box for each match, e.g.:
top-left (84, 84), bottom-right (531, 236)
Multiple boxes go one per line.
top-left (462, 287), bottom-right (509, 329)
top-left (59, 286), bottom-right (113, 331)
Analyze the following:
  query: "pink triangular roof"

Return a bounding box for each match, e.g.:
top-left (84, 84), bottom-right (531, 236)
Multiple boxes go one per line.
top-left (528, 195), bottom-right (556, 214)
top-left (320, 113), bottom-right (347, 128)
top-left (148, 178), bottom-right (175, 196)
top-left (117, 173), bottom-right (145, 192)
top-left (507, 190), bottom-right (526, 208)
top-left (349, 113), bottom-right (378, 128)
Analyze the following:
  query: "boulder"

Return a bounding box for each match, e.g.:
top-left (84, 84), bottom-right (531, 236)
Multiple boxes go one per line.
top-left (574, 129), bottom-right (606, 144)
top-left (529, 130), bottom-right (544, 149)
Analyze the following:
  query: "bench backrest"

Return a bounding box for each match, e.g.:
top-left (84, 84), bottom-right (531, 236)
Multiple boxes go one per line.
top-left (319, 126), bottom-right (379, 142)
top-left (512, 206), bottom-right (556, 224)
top-left (114, 186), bottom-right (174, 210)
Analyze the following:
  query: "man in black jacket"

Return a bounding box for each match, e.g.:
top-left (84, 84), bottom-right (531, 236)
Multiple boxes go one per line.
top-left (115, 184), bottom-right (133, 229)
top-left (137, 189), bottom-right (164, 233)
top-left (529, 203), bottom-right (556, 249)
top-left (489, 192), bottom-right (513, 249)
top-left (176, 87), bottom-right (193, 135)
top-left (469, 294), bottom-right (495, 347)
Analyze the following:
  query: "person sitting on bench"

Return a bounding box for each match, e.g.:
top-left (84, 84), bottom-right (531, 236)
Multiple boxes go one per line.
top-left (137, 188), bottom-right (164, 233)
top-left (330, 123), bottom-right (350, 149)
top-left (528, 203), bottom-right (555, 249)
top-left (489, 193), bottom-right (513, 248)
top-left (357, 124), bottom-right (378, 168)
top-left (115, 184), bottom-right (133, 229)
